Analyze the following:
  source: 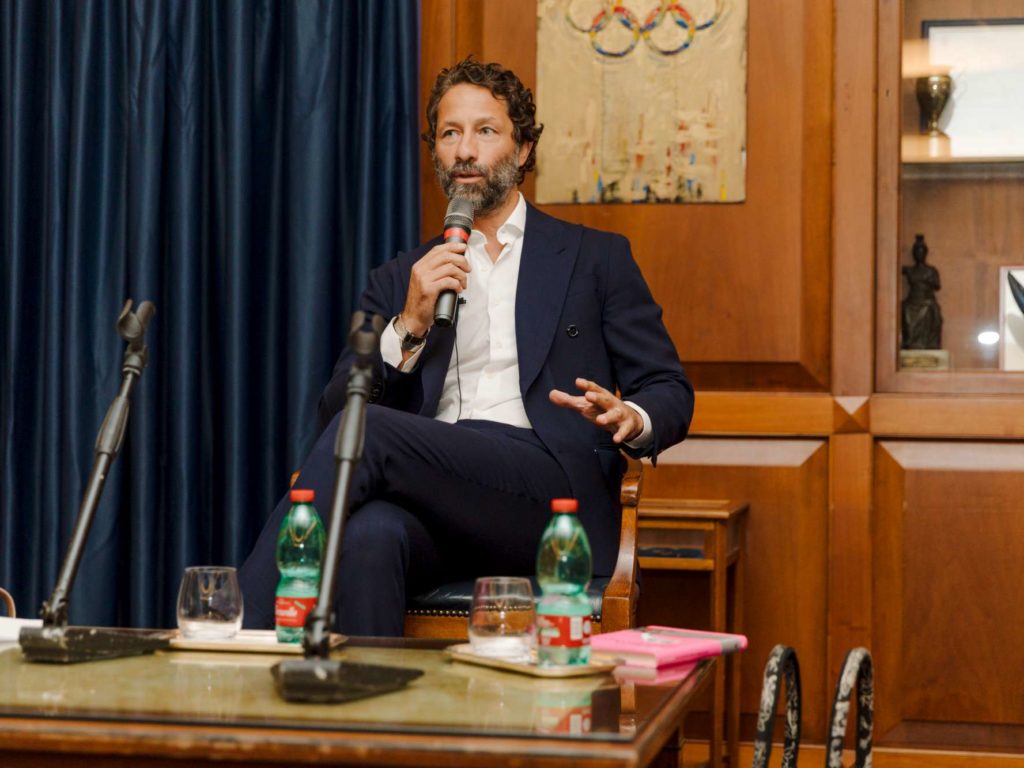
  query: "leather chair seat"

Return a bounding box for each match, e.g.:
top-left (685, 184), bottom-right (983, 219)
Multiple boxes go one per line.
top-left (404, 458), bottom-right (642, 639)
top-left (406, 577), bottom-right (610, 622)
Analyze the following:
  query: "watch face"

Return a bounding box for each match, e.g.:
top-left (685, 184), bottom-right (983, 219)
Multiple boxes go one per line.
top-left (401, 334), bottom-right (424, 352)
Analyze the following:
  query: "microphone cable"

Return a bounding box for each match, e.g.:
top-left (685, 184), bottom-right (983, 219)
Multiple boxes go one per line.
top-left (454, 297), bottom-right (466, 422)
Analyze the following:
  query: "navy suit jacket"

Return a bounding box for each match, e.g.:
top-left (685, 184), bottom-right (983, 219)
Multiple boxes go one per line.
top-left (318, 204), bottom-right (693, 573)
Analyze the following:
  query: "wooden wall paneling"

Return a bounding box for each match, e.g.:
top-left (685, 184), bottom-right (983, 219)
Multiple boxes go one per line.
top-left (689, 392), bottom-right (871, 436)
top-left (875, 0), bottom-right (902, 393)
top-left (832, 0), bottom-right (877, 395)
top-left (419, 0), bottom-right (494, 240)
top-left (420, 0), bottom-right (833, 392)
top-left (874, 442), bottom-right (905, 739)
top-left (874, 441), bottom-right (1024, 752)
top-left (644, 438), bottom-right (831, 741)
top-left (872, 394), bottom-right (1024, 438)
top-left (420, 0), bottom-right (455, 242)
top-left (828, 434), bottom-right (873, 715)
top-left (799, 0), bottom-right (834, 391)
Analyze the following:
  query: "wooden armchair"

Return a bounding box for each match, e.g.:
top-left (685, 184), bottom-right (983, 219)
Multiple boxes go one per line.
top-left (0, 587), bottom-right (15, 618)
top-left (403, 458), bottom-right (643, 639)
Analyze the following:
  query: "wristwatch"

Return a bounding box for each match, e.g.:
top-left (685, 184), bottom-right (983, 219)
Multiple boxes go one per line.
top-left (394, 315), bottom-right (429, 352)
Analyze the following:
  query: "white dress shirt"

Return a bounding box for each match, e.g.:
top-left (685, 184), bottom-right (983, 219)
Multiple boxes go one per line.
top-left (380, 193), bottom-right (652, 446)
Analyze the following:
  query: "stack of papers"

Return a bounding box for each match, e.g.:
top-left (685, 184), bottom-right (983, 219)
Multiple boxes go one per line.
top-left (592, 626), bottom-right (748, 673)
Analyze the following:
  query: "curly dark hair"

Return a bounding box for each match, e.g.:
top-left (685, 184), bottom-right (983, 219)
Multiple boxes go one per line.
top-left (422, 57), bottom-right (543, 185)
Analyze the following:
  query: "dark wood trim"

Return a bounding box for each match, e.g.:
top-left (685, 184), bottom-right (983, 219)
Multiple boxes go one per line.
top-left (875, 0), bottom-right (902, 393)
top-left (827, 434), bottom-right (873, 697)
top-left (685, 363), bottom-right (830, 393)
top-left (689, 392), bottom-right (836, 436)
top-left (419, 0), bottom-right (455, 244)
top-left (871, 394), bottom-right (1024, 438)
top-left (800, 0), bottom-right (836, 392)
top-left (833, 0), bottom-right (877, 396)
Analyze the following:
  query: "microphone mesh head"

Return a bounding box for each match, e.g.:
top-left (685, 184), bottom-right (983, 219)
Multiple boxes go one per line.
top-left (444, 198), bottom-right (474, 229)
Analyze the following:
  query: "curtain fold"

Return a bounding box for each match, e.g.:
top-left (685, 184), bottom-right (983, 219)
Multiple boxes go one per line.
top-left (0, 0), bottom-right (420, 628)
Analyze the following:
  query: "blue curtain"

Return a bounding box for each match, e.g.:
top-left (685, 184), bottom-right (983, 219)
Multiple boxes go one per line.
top-left (0, 0), bottom-right (420, 628)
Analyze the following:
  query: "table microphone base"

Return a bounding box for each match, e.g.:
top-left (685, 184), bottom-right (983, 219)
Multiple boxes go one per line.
top-left (19, 626), bottom-right (171, 664)
top-left (272, 658), bottom-right (423, 704)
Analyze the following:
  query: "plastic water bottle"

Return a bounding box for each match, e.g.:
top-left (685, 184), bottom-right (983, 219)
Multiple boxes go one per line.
top-left (535, 498), bottom-right (593, 665)
top-left (274, 488), bottom-right (325, 643)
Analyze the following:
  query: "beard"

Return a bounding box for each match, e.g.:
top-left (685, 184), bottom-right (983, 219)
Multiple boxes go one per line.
top-left (433, 148), bottom-right (520, 215)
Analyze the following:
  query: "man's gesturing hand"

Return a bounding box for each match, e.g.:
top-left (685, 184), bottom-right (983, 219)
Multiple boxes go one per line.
top-left (401, 242), bottom-right (471, 335)
top-left (549, 378), bottom-right (643, 444)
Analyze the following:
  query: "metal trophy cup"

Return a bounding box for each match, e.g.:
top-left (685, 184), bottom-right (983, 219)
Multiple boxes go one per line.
top-left (915, 74), bottom-right (953, 157)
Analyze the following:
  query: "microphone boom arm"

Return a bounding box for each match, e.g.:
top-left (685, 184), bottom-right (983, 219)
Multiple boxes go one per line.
top-left (39, 300), bottom-right (155, 629)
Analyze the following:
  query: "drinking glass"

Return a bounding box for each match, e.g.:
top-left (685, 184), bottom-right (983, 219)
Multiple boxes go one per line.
top-left (176, 566), bottom-right (243, 640)
top-left (468, 576), bottom-right (536, 662)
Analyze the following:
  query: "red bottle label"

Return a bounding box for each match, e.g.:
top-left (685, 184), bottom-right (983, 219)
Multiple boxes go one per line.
top-left (275, 595), bottom-right (316, 628)
top-left (536, 613), bottom-right (591, 648)
top-left (536, 704), bottom-right (592, 734)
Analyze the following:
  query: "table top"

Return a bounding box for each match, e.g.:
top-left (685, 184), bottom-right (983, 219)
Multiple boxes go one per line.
top-left (0, 636), bottom-right (713, 768)
top-left (638, 498), bottom-right (749, 521)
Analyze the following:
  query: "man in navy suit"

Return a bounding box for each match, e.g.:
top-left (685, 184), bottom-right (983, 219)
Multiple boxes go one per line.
top-left (239, 58), bottom-right (693, 636)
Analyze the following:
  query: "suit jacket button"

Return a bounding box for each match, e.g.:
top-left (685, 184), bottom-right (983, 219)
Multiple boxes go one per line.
top-left (566, 324), bottom-right (579, 338)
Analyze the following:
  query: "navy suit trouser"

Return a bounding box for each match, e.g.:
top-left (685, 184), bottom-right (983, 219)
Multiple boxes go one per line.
top-left (238, 405), bottom-right (572, 636)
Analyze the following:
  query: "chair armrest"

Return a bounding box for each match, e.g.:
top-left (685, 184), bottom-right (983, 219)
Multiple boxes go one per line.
top-left (599, 457), bottom-right (643, 632)
top-left (0, 587), bottom-right (15, 618)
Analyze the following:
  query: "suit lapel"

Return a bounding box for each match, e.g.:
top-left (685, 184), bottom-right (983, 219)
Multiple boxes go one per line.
top-left (516, 205), bottom-right (580, 395)
top-left (419, 321), bottom-right (455, 416)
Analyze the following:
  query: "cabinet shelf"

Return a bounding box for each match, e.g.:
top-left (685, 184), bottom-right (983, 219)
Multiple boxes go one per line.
top-left (900, 160), bottom-right (1024, 180)
top-left (901, 135), bottom-right (1024, 169)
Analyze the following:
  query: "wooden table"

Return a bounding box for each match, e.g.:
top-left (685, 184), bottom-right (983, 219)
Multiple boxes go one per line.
top-left (637, 498), bottom-right (748, 768)
top-left (0, 636), bottom-right (713, 768)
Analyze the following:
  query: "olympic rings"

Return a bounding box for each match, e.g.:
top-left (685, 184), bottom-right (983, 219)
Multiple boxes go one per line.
top-left (565, 0), bottom-right (612, 33)
top-left (564, 0), bottom-right (725, 59)
top-left (641, 3), bottom-right (695, 56)
top-left (589, 6), bottom-right (641, 58)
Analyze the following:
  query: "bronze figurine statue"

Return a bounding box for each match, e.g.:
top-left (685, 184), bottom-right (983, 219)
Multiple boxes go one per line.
top-left (901, 234), bottom-right (942, 350)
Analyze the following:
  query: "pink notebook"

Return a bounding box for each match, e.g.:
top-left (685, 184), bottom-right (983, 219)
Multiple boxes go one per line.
top-left (591, 626), bottom-right (748, 668)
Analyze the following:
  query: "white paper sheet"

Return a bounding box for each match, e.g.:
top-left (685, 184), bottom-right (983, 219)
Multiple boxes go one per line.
top-left (0, 616), bottom-right (42, 642)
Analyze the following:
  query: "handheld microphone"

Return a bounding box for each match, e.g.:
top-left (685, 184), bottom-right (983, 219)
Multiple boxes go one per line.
top-left (434, 198), bottom-right (474, 327)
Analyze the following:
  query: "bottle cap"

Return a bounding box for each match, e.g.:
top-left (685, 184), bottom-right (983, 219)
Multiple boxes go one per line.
top-left (290, 489), bottom-right (315, 503)
top-left (550, 498), bottom-right (578, 513)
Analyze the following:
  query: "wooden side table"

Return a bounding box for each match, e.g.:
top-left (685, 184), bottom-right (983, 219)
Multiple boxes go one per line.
top-left (637, 498), bottom-right (749, 768)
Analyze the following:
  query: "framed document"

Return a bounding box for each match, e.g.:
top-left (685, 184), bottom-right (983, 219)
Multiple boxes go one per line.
top-left (999, 266), bottom-right (1024, 370)
top-left (922, 19), bottom-right (1024, 159)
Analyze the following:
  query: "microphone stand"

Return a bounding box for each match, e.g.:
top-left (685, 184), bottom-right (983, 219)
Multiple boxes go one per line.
top-left (20, 300), bottom-right (170, 663)
top-left (305, 310), bottom-right (382, 659)
top-left (272, 311), bottom-right (423, 703)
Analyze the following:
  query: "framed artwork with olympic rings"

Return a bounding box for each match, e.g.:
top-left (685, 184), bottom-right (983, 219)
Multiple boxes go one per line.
top-left (536, 0), bottom-right (747, 204)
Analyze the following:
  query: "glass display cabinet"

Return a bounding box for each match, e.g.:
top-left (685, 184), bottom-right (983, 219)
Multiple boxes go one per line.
top-left (877, 0), bottom-right (1024, 393)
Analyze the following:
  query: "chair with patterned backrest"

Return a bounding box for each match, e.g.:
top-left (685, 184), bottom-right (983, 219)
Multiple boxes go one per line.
top-left (0, 587), bottom-right (15, 618)
top-left (403, 457), bottom-right (644, 639)
top-left (825, 648), bottom-right (873, 768)
top-left (749, 645), bottom-right (873, 768)
top-left (751, 644), bottom-right (802, 768)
